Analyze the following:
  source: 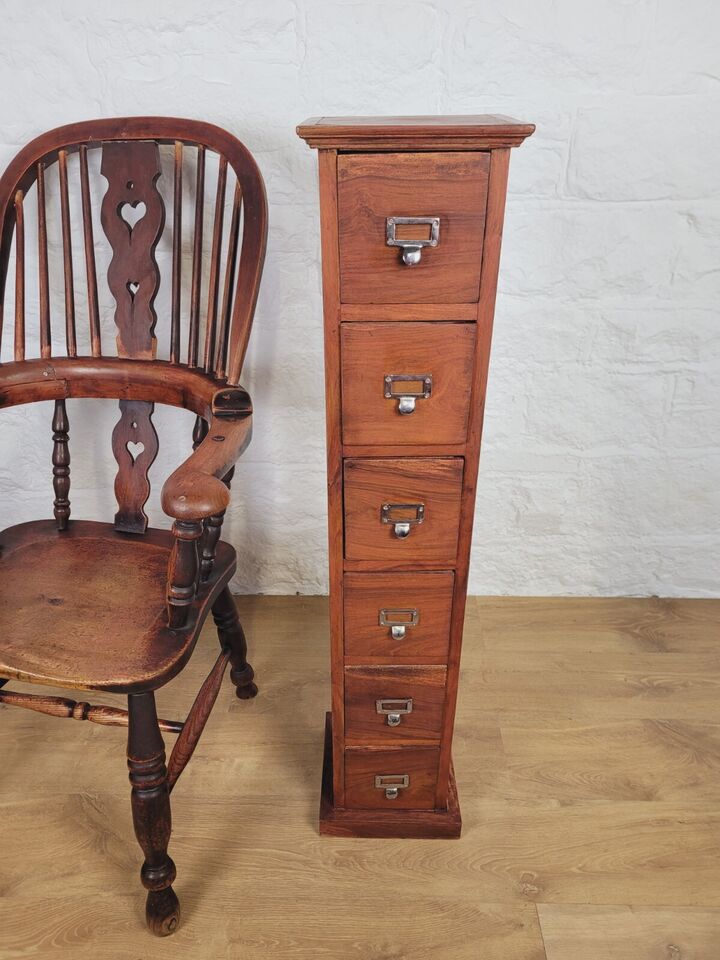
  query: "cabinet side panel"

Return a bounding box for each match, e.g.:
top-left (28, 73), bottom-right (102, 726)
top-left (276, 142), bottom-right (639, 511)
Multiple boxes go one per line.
top-left (317, 149), bottom-right (346, 806)
top-left (435, 148), bottom-right (511, 807)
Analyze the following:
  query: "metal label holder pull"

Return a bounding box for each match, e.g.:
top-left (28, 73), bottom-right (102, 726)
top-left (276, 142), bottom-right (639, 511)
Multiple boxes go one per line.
top-left (380, 502), bottom-right (424, 539)
top-left (376, 697), bottom-right (413, 727)
top-left (379, 607), bottom-right (420, 640)
top-left (386, 216), bottom-right (440, 266)
top-left (384, 374), bottom-right (432, 415)
top-left (374, 773), bottom-right (410, 800)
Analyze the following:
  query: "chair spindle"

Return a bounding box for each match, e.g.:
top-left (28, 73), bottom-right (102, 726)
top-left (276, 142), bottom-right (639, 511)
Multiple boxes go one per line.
top-left (167, 648), bottom-right (230, 792)
top-left (52, 398), bottom-right (71, 530)
top-left (215, 179), bottom-right (242, 378)
top-left (36, 162), bottom-right (51, 358)
top-left (0, 687), bottom-right (182, 733)
top-left (203, 155), bottom-right (227, 372)
top-left (167, 519), bottom-right (203, 628)
top-left (192, 414), bottom-right (208, 450)
top-left (13, 190), bottom-right (24, 361)
top-left (58, 149), bottom-right (77, 357)
top-left (188, 144), bottom-right (205, 367)
top-left (79, 144), bottom-right (101, 357)
top-left (199, 465), bottom-right (234, 583)
top-left (170, 141), bottom-right (182, 364)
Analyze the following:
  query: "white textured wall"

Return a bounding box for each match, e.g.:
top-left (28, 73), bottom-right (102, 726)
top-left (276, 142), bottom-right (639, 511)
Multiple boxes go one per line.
top-left (0, 0), bottom-right (718, 597)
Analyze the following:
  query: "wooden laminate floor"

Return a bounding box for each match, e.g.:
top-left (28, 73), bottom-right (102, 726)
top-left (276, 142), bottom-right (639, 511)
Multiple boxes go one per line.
top-left (1, 596), bottom-right (719, 959)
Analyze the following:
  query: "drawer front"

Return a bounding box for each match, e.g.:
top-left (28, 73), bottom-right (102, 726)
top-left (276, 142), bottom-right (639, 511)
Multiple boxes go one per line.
top-left (337, 152), bottom-right (489, 304)
top-left (345, 666), bottom-right (447, 741)
top-left (344, 457), bottom-right (463, 563)
top-left (341, 322), bottom-right (476, 446)
top-left (344, 747), bottom-right (440, 810)
top-left (344, 571), bottom-right (454, 661)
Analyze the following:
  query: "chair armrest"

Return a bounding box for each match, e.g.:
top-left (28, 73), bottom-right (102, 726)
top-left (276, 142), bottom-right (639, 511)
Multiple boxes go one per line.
top-left (161, 389), bottom-right (253, 522)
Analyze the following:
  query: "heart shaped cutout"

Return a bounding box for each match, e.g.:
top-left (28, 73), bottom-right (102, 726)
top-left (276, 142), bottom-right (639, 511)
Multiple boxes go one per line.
top-left (126, 440), bottom-right (145, 462)
top-left (120, 200), bottom-right (146, 230)
top-left (127, 281), bottom-right (140, 300)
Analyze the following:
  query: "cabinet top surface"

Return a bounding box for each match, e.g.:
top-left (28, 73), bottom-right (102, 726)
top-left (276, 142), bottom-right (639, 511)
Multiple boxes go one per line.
top-left (296, 114), bottom-right (535, 150)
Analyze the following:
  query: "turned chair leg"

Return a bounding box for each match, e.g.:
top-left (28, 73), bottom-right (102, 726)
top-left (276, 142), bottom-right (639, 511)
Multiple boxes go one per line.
top-left (127, 692), bottom-right (180, 936)
top-left (212, 587), bottom-right (258, 700)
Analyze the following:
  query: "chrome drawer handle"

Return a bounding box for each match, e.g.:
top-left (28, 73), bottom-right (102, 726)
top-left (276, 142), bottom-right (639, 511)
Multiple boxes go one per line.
top-left (381, 502), bottom-right (424, 539)
top-left (384, 374), bottom-right (432, 415)
top-left (379, 608), bottom-right (420, 640)
top-left (376, 698), bottom-right (413, 727)
top-left (386, 216), bottom-right (440, 266)
top-left (375, 773), bottom-right (410, 800)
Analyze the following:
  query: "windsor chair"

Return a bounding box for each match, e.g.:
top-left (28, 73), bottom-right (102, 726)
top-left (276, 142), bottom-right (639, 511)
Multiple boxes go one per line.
top-left (0, 118), bottom-right (267, 934)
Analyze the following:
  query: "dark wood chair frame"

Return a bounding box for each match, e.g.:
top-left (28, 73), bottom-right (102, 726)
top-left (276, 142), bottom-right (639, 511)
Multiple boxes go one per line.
top-left (0, 118), bottom-right (267, 935)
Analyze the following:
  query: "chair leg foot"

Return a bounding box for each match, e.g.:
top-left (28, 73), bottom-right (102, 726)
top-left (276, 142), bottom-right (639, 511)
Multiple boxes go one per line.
top-left (128, 692), bottom-right (180, 936)
top-left (146, 886), bottom-right (181, 937)
top-left (231, 663), bottom-right (259, 700)
top-left (212, 587), bottom-right (258, 700)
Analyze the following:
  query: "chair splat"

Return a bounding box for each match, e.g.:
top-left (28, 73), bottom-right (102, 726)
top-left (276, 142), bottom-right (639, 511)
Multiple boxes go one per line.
top-left (112, 399), bottom-right (159, 534)
top-left (100, 140), bottom-right (164, 361)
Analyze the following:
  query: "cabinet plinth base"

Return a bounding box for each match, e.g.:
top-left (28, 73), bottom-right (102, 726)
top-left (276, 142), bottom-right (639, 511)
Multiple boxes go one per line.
top-left (319, 713), bottom-right (462, 839)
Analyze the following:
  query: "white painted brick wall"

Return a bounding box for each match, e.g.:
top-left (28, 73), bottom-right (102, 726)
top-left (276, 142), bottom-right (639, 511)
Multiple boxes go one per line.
top-left (0, 0), bottom-right (717, 597)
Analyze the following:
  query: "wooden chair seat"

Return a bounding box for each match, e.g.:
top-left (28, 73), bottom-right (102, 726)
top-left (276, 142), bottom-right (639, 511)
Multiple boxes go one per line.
top-left (0, 519), bottom-right (235, 693)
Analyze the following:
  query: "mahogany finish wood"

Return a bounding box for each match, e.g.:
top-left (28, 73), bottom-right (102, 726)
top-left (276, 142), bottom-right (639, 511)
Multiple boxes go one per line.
top-left (340, 302), bottom-right (477, 322)
top-left (297, 114), bottom-right (536, 151)
top-left (344, 745), bottom-right (441, 810)
top-left (0, 118), bottom-right (267, 933)
top-left (338, 152), bottom-right (489, 303)
top-left (319, 713), bottom-right (461, 838)
top-left (343, 457), bottom-right (464, 563)
top-left (344, 665), bottom-right (447, 742)
top-left (341, 322), bottom-right (476, 445)
top-left (343, 570), bottom-right (454, 663)
top-left (298, 114), bottom-right (533, 838)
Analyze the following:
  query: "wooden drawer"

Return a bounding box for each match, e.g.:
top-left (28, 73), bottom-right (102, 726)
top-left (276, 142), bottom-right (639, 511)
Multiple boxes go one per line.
top-left (337, 152), bottom-right (489, 304)
top-left (341, 322), bottom-right (476, 446)
top-left (344, 746), bottom-right (440, 810)
top-left (343, 457), bottom-right (464, 563)
top-left (345, 666), bottom-right (447, 742)
top-left (344, 571), bottom-right (454, 662)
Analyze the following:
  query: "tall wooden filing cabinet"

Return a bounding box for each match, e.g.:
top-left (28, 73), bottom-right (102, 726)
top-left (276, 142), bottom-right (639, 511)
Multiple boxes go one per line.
top-left (297, 116), bottom-right (534, 838)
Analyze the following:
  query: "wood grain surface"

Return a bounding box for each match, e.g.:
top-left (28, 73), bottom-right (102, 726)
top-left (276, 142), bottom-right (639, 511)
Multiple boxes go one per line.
top-left (343, 457), bottom-right (464, 563)
top-left (337, 152), bottom-right (489, 303)
top-left (344, 665), bottom-right (447, 742)
top-left (343, 570), bottom-right (454, 663)
top-left (1, 594), bottom-right (719, 958)
top-left (341, 322), bottom-right (476, 446)
top-left (297, 114), bottom-right (536, 151)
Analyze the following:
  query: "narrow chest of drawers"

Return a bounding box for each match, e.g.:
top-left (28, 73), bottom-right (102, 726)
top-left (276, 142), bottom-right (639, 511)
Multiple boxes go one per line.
top-left (297, 115), bottom-right (534, 838)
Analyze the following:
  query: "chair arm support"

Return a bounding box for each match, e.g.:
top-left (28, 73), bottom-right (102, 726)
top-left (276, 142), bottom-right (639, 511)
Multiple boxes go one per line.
top-left (163, 390), bottom-right (252, 629)
top-left (161, 409), bottom-right (252, 522)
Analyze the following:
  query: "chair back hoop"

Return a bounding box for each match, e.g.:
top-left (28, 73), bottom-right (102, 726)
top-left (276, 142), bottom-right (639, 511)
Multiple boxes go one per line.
top-left (0, 117), bottom-right (268, 387)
